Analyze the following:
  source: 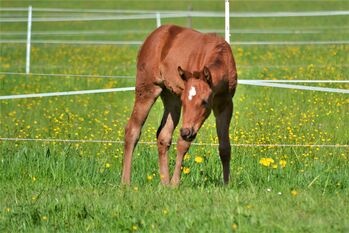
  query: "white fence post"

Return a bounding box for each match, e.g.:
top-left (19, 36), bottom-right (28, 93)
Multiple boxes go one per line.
top-left (156, 12), bottom-right (161, 28)
top-left (26, 5), bottom-right (32, 74)
top-left (225, 0), bottom-right (230, 44)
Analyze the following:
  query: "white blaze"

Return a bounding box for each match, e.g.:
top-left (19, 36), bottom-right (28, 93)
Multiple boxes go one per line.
top-left (188, 86), bottom-right (196, 101)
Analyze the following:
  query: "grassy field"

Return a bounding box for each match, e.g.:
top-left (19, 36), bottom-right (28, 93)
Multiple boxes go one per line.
top-left (1, 0), bottom-right (349, 232)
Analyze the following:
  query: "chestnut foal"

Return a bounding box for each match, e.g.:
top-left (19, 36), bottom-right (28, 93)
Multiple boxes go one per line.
top-left (121, 25), bottom-right (237, 186)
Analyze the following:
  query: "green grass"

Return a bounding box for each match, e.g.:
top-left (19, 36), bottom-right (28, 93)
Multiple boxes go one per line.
top-left (1, 0), bottom-right (349, 232)
top-left (1, 144), bottom-right (348, 232)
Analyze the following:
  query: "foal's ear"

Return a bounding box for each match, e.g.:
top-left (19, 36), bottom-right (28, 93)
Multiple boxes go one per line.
top-left (178, 66), bottom-right (187, 81)
top-left (203, 66), bottom-right (212, 86)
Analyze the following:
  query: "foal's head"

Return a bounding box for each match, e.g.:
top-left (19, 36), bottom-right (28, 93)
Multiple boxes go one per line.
top-left (178, 66), bottom-right (213, 142)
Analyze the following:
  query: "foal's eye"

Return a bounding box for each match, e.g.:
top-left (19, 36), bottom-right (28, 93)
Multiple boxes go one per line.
top-left (201, 99), bottom-right (209, 108)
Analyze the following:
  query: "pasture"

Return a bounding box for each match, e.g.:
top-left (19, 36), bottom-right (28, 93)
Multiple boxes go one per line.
top-left (0, 0), bottom-right (348, 232)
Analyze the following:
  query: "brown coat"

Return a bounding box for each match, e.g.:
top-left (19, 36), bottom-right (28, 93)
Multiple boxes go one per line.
top-left (137, 24), bottom-right (237, 96)
top-left (122, 25), bottom-right (237, 186)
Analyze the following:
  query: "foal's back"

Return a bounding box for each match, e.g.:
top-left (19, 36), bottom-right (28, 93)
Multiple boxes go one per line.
top-left (137, 25), bottom-right (235, 93)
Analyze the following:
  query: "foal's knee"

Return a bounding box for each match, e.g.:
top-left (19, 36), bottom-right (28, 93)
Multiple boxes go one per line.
top-left (157, 133), bottom-right (172, 150)
top-left (124, 119), bottom-right (141, 144)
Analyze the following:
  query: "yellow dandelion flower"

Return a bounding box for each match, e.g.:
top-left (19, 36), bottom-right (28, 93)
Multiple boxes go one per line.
top-left (259, 158), bottom-right (275, 167)
top-left (291, 190), bottom-right (298, 197)
top-left (32, 176), bottom-right (37, 182)
top-left (279, 160), bottom-right (287, 168)
top-left (147, 175), bottom-right (153, 181)
top-left (194, 156), bottom-right (203, 164)
top-left (2, 63), bottom-right (10, 69)
top-left (232, 223), bottom-right (238, 231)
top-left (132, 225), bottom-right (138, 231)
top-left (105, 163), bottom-right (111, 168)
top-left (183, 167), bottom-right (190, 174)
top-left (272, 164), bottom-right (278, 169)
top-left (163, 208), bottom-right (168, 215)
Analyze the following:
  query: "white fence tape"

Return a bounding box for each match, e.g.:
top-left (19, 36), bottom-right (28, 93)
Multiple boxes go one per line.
top-left (3, 62), bottom-right (349, 70)
top-left (0, 81), bottom-right (347, 101)
top-left (1, 9), bottom-right (349, 23)
top-left (2, 27), bottom-right (349, 36)
top-left (1, 39), bottom-right (349, 45)
top-left (3, 7), bottom-right (348, 13)
top-left (256, 80), bottom-right (349, 83)
top-left (0, 13), bottom-right (168, 23)
top-left (0, 29), bottom-right (327, 36)
top-left (0, 137), bottom-right (347, 148)
top-left (241, 81), bottom-right (349, 94)
top-left (239, 64), bottom-right (349, 68)
top-left (232, 41), bottom-right (349, 45)
top-left (1, 72), bottom-right (348, 83)
top-left (0, 87), bottom-right (135, 100)
top-left (0, 72), bottom-right (134, 79)
top-left (0, 39), bottom-right (143, 45)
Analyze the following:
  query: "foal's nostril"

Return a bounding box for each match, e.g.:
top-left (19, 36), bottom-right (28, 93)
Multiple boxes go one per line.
top-left (180, 128), bottom-right (190, 138)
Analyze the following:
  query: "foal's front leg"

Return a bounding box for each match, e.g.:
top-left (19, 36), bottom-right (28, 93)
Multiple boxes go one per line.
top-left (121, 85), bottom-right (162, 185)
top-left (156, 94), bottom-right (181, 185)
top-left (170, 138), bottom-right (191, 186)
top-left (213, 96), bottom-right (233, 185)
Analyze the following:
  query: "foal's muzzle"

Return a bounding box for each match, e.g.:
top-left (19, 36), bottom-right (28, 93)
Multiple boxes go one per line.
top-left (180, 127), bottom-right (196, 142)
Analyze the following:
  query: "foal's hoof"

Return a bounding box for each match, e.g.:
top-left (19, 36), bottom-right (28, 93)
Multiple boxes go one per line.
top-left (170, 180), bottom-right (180, 188)
top-left (160, 181), bottom-right (170, 187)
top-left (120, 178), bottom-right (131, 186)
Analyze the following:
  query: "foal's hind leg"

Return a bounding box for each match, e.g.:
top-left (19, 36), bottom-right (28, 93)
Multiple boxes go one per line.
top-left (213, 95), bottom-right (233, 185)
top-left (156, 91), bottom-right (181, 185)
top-left (121, 84), bottom-right (162, 185)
